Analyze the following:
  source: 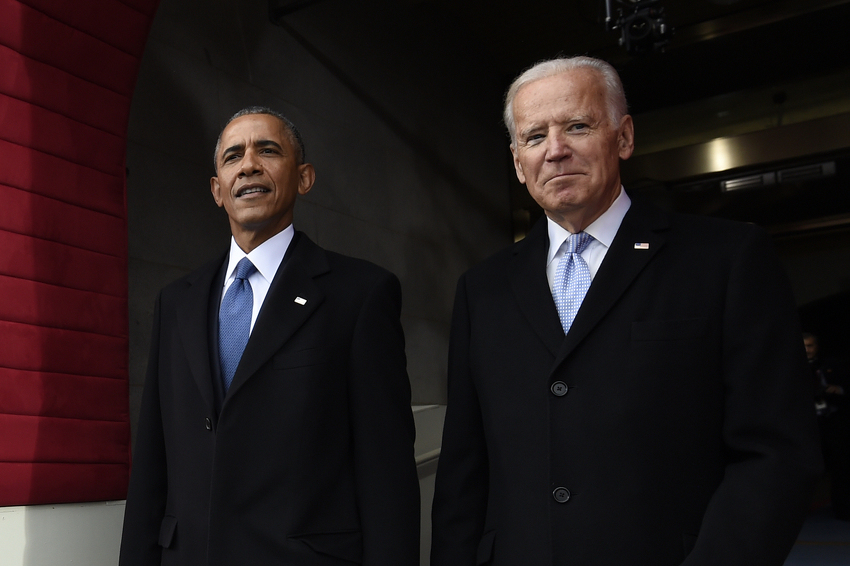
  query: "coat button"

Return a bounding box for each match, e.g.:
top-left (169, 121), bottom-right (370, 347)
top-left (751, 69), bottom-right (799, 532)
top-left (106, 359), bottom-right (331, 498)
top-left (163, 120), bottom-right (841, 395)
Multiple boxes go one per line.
top-left (551, 381), bottom-right (569, 397)
top-left (553, 487), bottom-right (571, 503)
top-left (204, 417), bottom-right (213, 431)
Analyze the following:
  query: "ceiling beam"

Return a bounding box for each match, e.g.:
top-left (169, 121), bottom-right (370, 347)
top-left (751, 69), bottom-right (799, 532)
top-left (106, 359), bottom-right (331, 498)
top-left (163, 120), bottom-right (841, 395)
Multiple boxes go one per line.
top-left (671, 0), bottom-right (850, 46)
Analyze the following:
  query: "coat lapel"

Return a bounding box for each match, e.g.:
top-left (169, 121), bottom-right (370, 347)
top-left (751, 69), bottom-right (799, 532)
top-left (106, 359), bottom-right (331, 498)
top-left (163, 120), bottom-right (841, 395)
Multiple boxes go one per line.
top-left (510, 218), bottom-right (565, 357)
top-left (175, 254), bottom-right (226, 413)
top-left (552, 201), bottom-right (670, 368)
top-left (226, 233), bottom-right (328, 398)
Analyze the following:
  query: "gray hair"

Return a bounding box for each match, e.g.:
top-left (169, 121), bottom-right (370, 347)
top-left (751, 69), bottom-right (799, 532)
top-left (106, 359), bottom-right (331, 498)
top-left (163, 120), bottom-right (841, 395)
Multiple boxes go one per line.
top-left (503, 56), bottom-right (628, 147)
top-left (213, 106), bottom-right (306, 169)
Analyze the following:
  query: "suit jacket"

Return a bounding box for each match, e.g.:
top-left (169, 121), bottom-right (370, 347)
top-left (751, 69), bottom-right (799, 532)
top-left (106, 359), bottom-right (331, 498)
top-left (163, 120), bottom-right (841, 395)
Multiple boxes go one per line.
top-left (431, 200), bottom-right (822, 566)
top-left (120, 232), bottom-right (420, 566)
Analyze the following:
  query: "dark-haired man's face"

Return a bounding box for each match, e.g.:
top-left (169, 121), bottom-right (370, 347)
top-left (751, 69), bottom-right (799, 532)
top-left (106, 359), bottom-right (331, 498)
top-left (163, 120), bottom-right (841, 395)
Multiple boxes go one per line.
top-left (210, 114), bottom-right (314, 251)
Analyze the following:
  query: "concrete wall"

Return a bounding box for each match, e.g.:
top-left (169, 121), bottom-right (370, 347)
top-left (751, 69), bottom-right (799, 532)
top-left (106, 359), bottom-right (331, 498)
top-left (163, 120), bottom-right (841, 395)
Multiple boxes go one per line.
top-left (0, 502), bottom-right (125, 566)
top-left (127, 0), bottom-right (512, 436)
top-left (777, 228), bottom-right (850, 356)
top-left (780, 230), bottom-right (850, 307)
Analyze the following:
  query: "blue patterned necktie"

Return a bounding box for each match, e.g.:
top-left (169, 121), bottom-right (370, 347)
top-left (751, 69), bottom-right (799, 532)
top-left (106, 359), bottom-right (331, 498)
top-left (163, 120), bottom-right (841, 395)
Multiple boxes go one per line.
top-left (219, 257), bottom-right (256, 391)
top-left (553, 232), bottom-right (594, 334)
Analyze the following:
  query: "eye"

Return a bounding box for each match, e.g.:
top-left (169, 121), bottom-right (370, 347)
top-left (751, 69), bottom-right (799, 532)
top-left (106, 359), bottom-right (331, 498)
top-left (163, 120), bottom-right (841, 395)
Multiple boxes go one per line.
top-left (223, 153), bottom-right (240, 163)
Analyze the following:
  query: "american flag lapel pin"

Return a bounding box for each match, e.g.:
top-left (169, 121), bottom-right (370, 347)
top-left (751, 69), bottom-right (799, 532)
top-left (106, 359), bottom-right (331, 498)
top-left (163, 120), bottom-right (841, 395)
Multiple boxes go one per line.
top-left (294, 296), bottom-right (307, 305)
top-left (634, 243), bottom-right (650, 250)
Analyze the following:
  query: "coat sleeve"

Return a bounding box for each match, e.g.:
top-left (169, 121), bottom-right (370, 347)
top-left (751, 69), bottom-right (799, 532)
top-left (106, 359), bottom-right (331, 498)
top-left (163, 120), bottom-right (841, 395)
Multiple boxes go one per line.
top-left (682, 224), bottom-right (823, 566)
top-left (348, 270), bottom-right (420, 565)
top-left (119, 292), bottom-right (168, 566)
top-left (430, 275), bottom-right (489, 566)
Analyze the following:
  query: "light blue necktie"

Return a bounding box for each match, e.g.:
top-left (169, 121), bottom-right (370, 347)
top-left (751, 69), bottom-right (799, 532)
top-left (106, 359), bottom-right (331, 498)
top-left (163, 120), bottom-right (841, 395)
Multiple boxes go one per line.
top-left (219, 257), bottom-right (256, 391)
top-left (553, 232), bottom-right (594, 334)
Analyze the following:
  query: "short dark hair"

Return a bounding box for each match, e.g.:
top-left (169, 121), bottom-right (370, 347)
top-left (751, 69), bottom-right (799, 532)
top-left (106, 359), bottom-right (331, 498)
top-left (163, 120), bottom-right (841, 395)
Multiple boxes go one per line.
top-left (213, 106), bottom-right (306, 169)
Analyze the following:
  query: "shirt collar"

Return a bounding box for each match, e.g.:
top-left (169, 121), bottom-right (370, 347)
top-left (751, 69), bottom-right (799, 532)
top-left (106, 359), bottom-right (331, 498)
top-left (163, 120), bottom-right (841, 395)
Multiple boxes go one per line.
top-left (546, 186), bottom-right (631, 266)
top-left (225, 225), bottom-right (294, 285)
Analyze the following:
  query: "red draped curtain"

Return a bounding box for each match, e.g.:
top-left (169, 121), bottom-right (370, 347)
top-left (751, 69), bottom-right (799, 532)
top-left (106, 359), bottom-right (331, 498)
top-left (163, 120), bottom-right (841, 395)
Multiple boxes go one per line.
top-left (0, 0), bottom-right (160, 506)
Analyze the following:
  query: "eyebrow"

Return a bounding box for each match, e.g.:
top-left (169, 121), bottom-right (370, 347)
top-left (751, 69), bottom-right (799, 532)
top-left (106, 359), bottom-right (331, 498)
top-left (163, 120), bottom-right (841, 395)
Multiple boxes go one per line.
top-left (518, 115), bottom-right (599, 140)
top-left (220, 139), bottom-right (285, 160)
top-left (517, 124), bottom-right (544, 141)
top-left (255, 139), bottom-right (284, 151)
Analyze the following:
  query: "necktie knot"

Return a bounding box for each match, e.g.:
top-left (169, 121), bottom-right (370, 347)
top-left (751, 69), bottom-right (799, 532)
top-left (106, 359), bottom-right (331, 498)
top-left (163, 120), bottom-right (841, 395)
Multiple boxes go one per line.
top-left (565, 231), bottom-right (593, 255)
top-left (233, 257), bottom-right (256, 281)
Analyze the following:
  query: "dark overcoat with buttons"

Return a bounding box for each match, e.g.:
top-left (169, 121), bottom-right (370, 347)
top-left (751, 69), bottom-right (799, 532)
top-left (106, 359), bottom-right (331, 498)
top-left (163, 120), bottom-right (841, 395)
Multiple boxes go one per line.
top-left (431, 200), bottom-right (822, 566)
top-left (119, 232), bottom-right (420, 566)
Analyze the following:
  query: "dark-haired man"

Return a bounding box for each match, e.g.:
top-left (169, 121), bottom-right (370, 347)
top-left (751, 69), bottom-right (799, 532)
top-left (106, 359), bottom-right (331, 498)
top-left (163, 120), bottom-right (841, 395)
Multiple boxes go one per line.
top-left (431, 57), bottom-right (821, 566)
top-left (120, 107), bottom-right (419, 565)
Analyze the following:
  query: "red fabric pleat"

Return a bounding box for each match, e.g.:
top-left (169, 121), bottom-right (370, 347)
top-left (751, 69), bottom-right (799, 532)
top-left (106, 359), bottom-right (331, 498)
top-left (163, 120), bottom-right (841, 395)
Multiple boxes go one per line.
top-left (0, 368), bottom-right (129, 421)
top-left (0, 0), bottom-right (161, 505)
top-left (0, 463), bottom-right (131, 507)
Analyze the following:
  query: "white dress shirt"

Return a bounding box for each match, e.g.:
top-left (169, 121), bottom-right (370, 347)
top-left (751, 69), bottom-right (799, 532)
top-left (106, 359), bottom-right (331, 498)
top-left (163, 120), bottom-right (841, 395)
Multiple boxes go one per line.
top-left (546, 187), bottom-right (631, 292)
top-left (220, 225), bottom-right (294, 333)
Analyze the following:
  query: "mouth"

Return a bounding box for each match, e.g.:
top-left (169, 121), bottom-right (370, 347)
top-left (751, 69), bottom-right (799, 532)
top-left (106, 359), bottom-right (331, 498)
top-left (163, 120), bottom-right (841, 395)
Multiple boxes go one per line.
top-left (551, 171), bottom-right (582, 179)
top-left (235, 185), bottom-right (270, 198)
top-left (546, 172), bottom-right (582, 185)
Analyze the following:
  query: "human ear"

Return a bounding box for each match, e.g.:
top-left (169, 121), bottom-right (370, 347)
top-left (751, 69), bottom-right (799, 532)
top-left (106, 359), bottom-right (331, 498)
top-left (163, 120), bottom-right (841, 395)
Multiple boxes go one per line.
top-left (297, 163), bottom-right (316, 196)
top-left (618, 115), bottom-right (635, 160)
top-left (511, 145), bottom-right (527, 184)
top-left (210, 177), bottom-right (224, 207)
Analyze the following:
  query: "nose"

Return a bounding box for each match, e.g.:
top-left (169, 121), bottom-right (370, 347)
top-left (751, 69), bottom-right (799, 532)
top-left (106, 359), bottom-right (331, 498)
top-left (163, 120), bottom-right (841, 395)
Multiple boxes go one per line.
top-left (238, 149), bottom-right (262, 176)
top-left (545, 131), bottom-right (572, 161)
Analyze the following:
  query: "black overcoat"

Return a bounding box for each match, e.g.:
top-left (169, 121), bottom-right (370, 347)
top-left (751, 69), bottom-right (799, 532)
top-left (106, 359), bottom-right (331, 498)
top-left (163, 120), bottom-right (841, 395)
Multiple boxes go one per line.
top-left (121, 232), bottom-right (420, 566)
top-left (432, 201), bottom-right (821, 566)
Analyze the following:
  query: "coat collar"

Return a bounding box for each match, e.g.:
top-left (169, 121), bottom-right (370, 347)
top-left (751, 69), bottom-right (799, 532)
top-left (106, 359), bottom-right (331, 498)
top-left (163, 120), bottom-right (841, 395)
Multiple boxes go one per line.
top-left (175, 254), bottom-right (226, 414)
top-left (173, 232), bottom-right (330, 410)
top-left (509, 217), bottom-right (564, 357)
top-left (508, 201), bottom-right (671, 366)
top-left (226, 232), bottom-right (329, 399)
top-left (552, 200), bottom-right (670, 368)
